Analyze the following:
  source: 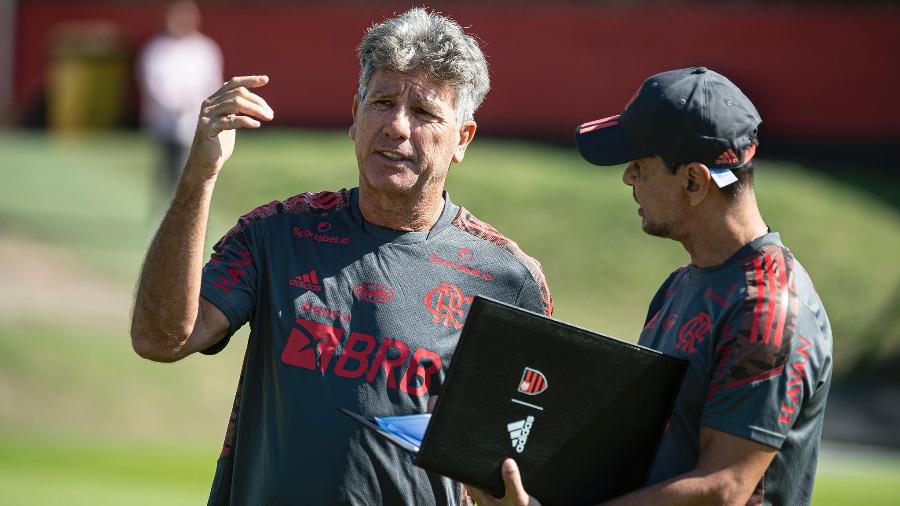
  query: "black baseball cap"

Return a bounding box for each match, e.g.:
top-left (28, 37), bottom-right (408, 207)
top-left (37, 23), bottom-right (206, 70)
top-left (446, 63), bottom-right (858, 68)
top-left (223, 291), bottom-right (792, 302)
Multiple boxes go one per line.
top-left (575, 67), bottom-right (761, 188)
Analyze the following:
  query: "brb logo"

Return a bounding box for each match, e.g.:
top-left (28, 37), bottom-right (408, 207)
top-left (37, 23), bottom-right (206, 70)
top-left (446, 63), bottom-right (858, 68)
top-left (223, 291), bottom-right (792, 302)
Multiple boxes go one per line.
top-left (281, 318), bottom-right (442, 396)
top-left (424, 282), bottom-right (473, 329)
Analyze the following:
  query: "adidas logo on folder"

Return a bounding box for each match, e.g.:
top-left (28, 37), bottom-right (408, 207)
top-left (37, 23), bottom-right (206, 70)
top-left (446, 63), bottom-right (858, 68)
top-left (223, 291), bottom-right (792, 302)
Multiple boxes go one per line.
top-left (507, 416), bottom-right (535, 453)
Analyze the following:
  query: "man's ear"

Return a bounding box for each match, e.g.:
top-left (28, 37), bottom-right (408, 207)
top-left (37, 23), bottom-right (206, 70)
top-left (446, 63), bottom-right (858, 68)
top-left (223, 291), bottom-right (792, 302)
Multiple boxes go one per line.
top-left (349, 95), bottom-right (360, 141)
top-left (683, 162), bottom-right (712, 206)
top-left (452, 120), bottom-right (477, 163)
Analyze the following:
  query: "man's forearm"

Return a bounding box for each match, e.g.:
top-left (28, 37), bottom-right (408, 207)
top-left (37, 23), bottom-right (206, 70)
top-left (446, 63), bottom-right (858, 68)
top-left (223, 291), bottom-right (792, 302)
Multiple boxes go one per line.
top-left (131, 170), bottom-right (218, 361)
top-left (600, 472), bottom-right (725, 506)
top-left (601, 428), bottom-right (776, 506)
top-left (130, 75), bottom-right (271, 361)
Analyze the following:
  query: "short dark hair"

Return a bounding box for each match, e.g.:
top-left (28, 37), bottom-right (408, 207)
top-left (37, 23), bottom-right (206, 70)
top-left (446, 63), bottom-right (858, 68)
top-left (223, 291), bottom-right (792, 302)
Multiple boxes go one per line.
top-left (662, 158), bottom-right (755, 200)
top-left (663, 130), bottom-right (759, 200)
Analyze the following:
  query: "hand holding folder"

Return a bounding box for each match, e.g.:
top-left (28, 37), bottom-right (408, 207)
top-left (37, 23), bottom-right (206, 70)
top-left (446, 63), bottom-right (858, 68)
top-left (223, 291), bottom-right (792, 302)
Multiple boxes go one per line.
top-left (466, 458), bottom-right (543, 506)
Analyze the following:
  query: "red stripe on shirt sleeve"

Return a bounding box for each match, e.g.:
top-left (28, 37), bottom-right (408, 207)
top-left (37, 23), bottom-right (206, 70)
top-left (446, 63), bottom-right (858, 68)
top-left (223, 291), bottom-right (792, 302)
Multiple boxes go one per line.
top-left (750, 256), bottom-right (765, 344)
top-left (772, 252), bottom-right (789, 348)
top-left (763, 253), bottom-right (778, 345)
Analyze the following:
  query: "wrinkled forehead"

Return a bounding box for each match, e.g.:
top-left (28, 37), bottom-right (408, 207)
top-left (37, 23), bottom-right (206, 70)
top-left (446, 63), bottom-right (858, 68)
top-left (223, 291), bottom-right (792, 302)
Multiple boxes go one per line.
top-left (366, 70), bottom-right (457, 105)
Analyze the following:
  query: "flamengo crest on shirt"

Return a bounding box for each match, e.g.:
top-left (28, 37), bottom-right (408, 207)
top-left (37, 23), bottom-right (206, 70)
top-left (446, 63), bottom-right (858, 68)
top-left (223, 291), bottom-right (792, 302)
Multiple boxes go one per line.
top-left (517, 367), bottom-right (548, 395)
top-left (424, 282), bottom-right (473, 329)
top-left (508, 416), bottom-right (535, 453)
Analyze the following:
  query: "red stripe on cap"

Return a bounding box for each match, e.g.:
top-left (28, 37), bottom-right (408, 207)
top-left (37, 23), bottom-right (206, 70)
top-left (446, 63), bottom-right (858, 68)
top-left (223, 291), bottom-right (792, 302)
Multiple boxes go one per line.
top-left (578, 115), bottom-right (620, 134)
top-left (579, 115), bottom-right (619, 128)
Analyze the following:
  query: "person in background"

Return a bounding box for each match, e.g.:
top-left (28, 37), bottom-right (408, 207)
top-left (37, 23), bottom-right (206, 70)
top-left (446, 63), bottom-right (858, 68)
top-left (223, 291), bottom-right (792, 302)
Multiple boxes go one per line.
top-left (137, 0), bottom-right (222, 197)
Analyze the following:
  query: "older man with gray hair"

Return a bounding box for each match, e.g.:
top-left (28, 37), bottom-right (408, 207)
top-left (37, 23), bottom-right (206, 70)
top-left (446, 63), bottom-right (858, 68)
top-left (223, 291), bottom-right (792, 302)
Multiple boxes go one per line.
top-left (130, 8), bottom-right (552, 505)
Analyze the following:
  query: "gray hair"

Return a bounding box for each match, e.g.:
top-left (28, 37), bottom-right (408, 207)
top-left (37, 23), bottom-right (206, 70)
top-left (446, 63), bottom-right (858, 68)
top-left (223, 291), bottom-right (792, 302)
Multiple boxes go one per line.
top-left (357, 8), bottom-right (490, 124)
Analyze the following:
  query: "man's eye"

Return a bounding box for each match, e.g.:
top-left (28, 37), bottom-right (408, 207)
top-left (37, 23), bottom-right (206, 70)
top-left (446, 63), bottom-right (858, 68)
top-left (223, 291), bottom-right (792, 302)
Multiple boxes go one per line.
top-left (372, 100), bottom-right (391, 109)
top-left (415, 108), bottom-right (436, 119)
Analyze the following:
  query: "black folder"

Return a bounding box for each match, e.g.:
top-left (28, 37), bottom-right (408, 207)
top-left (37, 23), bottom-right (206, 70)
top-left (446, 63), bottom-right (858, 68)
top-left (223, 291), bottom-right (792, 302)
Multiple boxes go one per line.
top-left (342, 296), bottom-right (687, 505)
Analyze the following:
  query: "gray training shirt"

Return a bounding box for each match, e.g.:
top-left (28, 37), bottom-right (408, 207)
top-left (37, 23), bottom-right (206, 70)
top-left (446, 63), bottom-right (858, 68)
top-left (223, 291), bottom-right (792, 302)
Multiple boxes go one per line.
top-left (200, 187), bottom-right (553, 505)
top-left (639, 233), bottom-right (832, 505)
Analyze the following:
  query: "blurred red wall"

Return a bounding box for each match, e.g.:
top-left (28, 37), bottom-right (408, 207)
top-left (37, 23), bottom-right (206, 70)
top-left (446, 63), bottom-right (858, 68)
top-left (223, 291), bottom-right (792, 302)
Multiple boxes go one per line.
top-left (14, 2), bottom-right (900, 141)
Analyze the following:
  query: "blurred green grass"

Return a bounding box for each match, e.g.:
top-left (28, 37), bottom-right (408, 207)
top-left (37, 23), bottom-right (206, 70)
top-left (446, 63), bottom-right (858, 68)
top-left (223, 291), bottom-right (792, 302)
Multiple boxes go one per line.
top-left (0, 432), bottom-right (213, 506)
top-left (1, 130), bottom-right (899, 504)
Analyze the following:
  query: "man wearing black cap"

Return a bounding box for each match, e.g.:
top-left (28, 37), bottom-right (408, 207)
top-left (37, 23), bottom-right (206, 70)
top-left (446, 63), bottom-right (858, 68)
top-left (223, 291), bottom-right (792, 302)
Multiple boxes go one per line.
top-left (467, 67), bottom-right (833, 505)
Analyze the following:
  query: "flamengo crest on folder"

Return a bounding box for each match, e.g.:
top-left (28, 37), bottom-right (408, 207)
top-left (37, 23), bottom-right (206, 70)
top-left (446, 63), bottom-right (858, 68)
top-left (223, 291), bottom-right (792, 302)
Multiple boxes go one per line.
top-left (517, 367), bottom-right (548, 395)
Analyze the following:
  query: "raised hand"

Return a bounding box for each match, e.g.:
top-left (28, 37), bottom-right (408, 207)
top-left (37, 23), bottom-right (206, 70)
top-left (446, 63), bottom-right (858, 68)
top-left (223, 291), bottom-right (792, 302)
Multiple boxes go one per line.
top-left (186, 75), bottom-right (274, 179)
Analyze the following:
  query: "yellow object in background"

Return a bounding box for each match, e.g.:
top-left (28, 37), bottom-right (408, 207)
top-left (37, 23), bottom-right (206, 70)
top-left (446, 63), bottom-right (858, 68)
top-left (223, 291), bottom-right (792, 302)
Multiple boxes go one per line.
top-left (47, 22), bottom-right (127, 132)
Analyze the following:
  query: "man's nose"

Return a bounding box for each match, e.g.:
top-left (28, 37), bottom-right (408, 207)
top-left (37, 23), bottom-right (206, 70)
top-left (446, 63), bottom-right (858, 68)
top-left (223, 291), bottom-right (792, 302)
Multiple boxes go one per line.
top-left (384, 106), bottom-right (412, 139)
top-left (623, 163), bottom-right (637, 186)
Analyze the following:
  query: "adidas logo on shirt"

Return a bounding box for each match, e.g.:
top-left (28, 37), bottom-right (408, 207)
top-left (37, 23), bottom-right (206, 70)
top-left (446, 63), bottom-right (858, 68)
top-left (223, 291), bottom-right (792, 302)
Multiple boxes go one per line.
top-left (507, 416), bottom-right (535, 454)
top-left (290, 270), bottom-right (323, 292)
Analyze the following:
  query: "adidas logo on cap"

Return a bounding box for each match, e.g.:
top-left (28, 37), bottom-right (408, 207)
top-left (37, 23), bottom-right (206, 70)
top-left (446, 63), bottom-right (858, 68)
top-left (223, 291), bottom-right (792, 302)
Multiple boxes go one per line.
top-left (507, 416), bottom-right (535, 454)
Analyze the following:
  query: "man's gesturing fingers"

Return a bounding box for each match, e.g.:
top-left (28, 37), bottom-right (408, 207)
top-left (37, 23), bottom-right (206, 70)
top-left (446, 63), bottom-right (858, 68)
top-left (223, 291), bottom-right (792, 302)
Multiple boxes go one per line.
top-left (201, 76), bottom-right (274, 136)
top-left (207, 114), bottom-right (263, 134)
top-left (187, 75), bottom-right (273, 175)
top-left (202, 95), bottom-right (273, 134)
top-left (209, 86), bottom-right (273, 115)
top-left (217, 75), bottom-right (270, 94)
